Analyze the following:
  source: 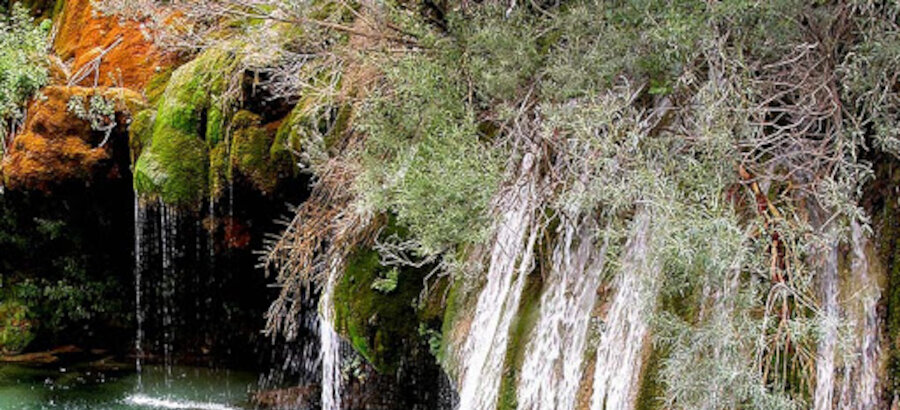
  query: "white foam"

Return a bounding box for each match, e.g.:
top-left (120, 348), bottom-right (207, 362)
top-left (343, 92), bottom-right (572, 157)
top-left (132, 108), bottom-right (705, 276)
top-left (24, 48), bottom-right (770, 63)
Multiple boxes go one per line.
top-left (124, 394), bottom-right (239, 410)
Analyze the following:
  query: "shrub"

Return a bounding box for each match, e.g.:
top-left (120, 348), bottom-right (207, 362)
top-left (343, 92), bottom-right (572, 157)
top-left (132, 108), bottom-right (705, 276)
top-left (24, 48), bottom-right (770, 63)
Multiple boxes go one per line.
top-left (0, 3), bottom-right (49, 150)
top-left (356, 54), bottom-right (503, 255)
top-left (0, 300), bottom-right (34, 355)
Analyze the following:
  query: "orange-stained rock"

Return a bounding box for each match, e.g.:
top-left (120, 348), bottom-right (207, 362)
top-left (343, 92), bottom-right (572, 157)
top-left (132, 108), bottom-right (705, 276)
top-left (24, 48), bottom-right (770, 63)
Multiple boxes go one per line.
top-left (53, 0), bottom-right (171, 90)
top-left (2, 86), bottom-right (145, 191)
top-left (224, 217), bottom-right (252, 249)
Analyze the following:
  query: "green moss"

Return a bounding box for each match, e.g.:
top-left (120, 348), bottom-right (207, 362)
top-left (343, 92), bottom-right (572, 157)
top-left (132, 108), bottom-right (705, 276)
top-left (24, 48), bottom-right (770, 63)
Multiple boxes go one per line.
top-left (133, 44), bottom-right (240, 206)
top-left (325, 104), bottom-right (352, 152)
top-left (332, 223), bottom-right (439, 373)
top-left (51, 0), bottom-right (63, 21)
top-left (635, 347), bottom-right (665, 410)
top-left (272, 105), bottom-right (301, 159)
top-left (133, 129), bottom-right (208, 205)
top-left (133, 40), bottom-right (305, 205)
top-left (230, 110), bottom-right (259, 129)
top-left (0, 300), bottom-right (35, 355)
top-left (877, 164), bottom-right (900, 398)
top-left (208, 143), bottom-right (230, 199)
top-left (144, 66), bottom-right (174, 106)
top-left (497, 272), bottom-right (542, 410)
top-left (229, 110), bottom-right (292, 194)
top-left (128, 109), bottom-right (155, 163)
top-left (438, 277), bottom-right (462, 360)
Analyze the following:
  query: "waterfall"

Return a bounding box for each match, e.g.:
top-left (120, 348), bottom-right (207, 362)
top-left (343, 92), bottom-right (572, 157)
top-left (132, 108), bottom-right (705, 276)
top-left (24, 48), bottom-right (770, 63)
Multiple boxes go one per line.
top-left (320, 260), bottom-right (343, 410)
top-left (851, 220), bottom-right (882, 409)
top-left (838, 220), bottom-right (883, 409)
top-left (456, 152), bottom-right (539, 410)
top-left (159, 202), bottom-right (178, 384)
top-left (516, 218), bottom-right (607, 410)
top-left (134, 195), bottom-right (145, 387)
top-left (814, 239), bottom-right (839, 410)
top-left (590, 209), bottom-right (658, 410)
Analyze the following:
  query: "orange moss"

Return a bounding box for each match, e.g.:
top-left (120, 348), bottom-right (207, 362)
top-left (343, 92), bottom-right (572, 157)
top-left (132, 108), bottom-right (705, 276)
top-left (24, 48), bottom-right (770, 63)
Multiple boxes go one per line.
top-left (2, 86), bottom-right (144, 190)
top-left (53, 0), bottom-right (171, 90)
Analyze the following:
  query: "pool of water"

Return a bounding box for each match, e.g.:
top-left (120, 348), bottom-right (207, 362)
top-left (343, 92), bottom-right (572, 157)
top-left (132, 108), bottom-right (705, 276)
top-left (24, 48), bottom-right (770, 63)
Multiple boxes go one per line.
top-left (0, 362), bottom-right (257, 409)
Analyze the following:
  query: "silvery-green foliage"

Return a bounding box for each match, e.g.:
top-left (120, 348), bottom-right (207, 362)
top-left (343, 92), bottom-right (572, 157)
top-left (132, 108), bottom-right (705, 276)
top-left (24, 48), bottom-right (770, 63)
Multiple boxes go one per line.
top-left (355, 53), bottom-right (503, 256)
top-left (66, 94), bottom-right (116, 132)
top-left (840, 1), bottom-right (900, 158)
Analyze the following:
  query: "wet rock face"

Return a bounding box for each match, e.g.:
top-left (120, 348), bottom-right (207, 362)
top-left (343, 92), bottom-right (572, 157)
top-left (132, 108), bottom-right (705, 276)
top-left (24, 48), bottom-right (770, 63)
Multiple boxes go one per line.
top-left (252, 384), bottom-right (320, 409)
top-left (2, 86), bottom-right (143, 190)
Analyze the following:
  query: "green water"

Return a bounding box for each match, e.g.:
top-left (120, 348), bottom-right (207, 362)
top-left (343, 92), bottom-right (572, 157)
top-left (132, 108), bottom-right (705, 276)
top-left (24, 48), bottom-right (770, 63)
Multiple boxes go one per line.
top-left (0, 362), bottom-right (257, 409)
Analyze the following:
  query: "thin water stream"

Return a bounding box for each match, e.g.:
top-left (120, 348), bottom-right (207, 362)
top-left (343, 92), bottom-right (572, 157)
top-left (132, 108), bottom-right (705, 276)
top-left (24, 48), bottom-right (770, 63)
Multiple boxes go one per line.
top-left (320, 261), bottom-right (343, 410)
top-left (517, 218), bottom-right (607, 410)
top-left (590, 209), bottom-right (658, 410)
top-left (455, 152), bottom-right (539, 410)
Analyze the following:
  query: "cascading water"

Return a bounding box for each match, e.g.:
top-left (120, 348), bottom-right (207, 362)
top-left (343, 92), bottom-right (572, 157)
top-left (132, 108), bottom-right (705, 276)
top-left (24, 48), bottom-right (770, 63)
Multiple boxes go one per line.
top-left (134, 195), bottom-right (145, 387)
top-left (159, 202), bottom-right (178, 384)
top-left (852, 220), bottom-right (882, 409)
top-left (320, 261), bottom-right (343, 410)
top-left (838, 220), bottom-right (883, 409)
top-left (133, 199), bottom-right (186, 388)
top-left (590, 209), bottom-right (658, 410)
top-left (517, 217), bottom-right (607, 410)
top-left (456, 152), bottom-right (539, 410)
top-left (814, 238), bottom-right (839, 410)
top-left (257, 302), bottom-right (321, 408)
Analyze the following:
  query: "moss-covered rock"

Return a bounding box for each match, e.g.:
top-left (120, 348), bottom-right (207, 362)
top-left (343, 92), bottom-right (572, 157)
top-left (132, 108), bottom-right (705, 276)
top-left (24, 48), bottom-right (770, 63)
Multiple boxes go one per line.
top-left (229, 110), bottom-right (293, 194)
top-left (133, 131), bottom-right (208, 206)
top-left (272, 90), bottom-right (354, 163)
top-left (0, 300), bottom-right (35, 355)
top-left (133, 42), bottom-right (304, 206)
top-left (333, 232), bottom-right (442, 374)
top-left (437, 247), bottom-right (487, 379)
top-left (133, 44), bottom-right (239, 206)
top-left (144, 66), bottom-right (175, 106)
top-left (635, 348), bottom-right (665, 410)
top-left (128, 109), bottom-right (155, 163)
top-left (208, 142), bottom-right (230, 200)
top-left (272, 103), bottom-right (304, 159)
top-left (11, 0), bottom-right (63, 19)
